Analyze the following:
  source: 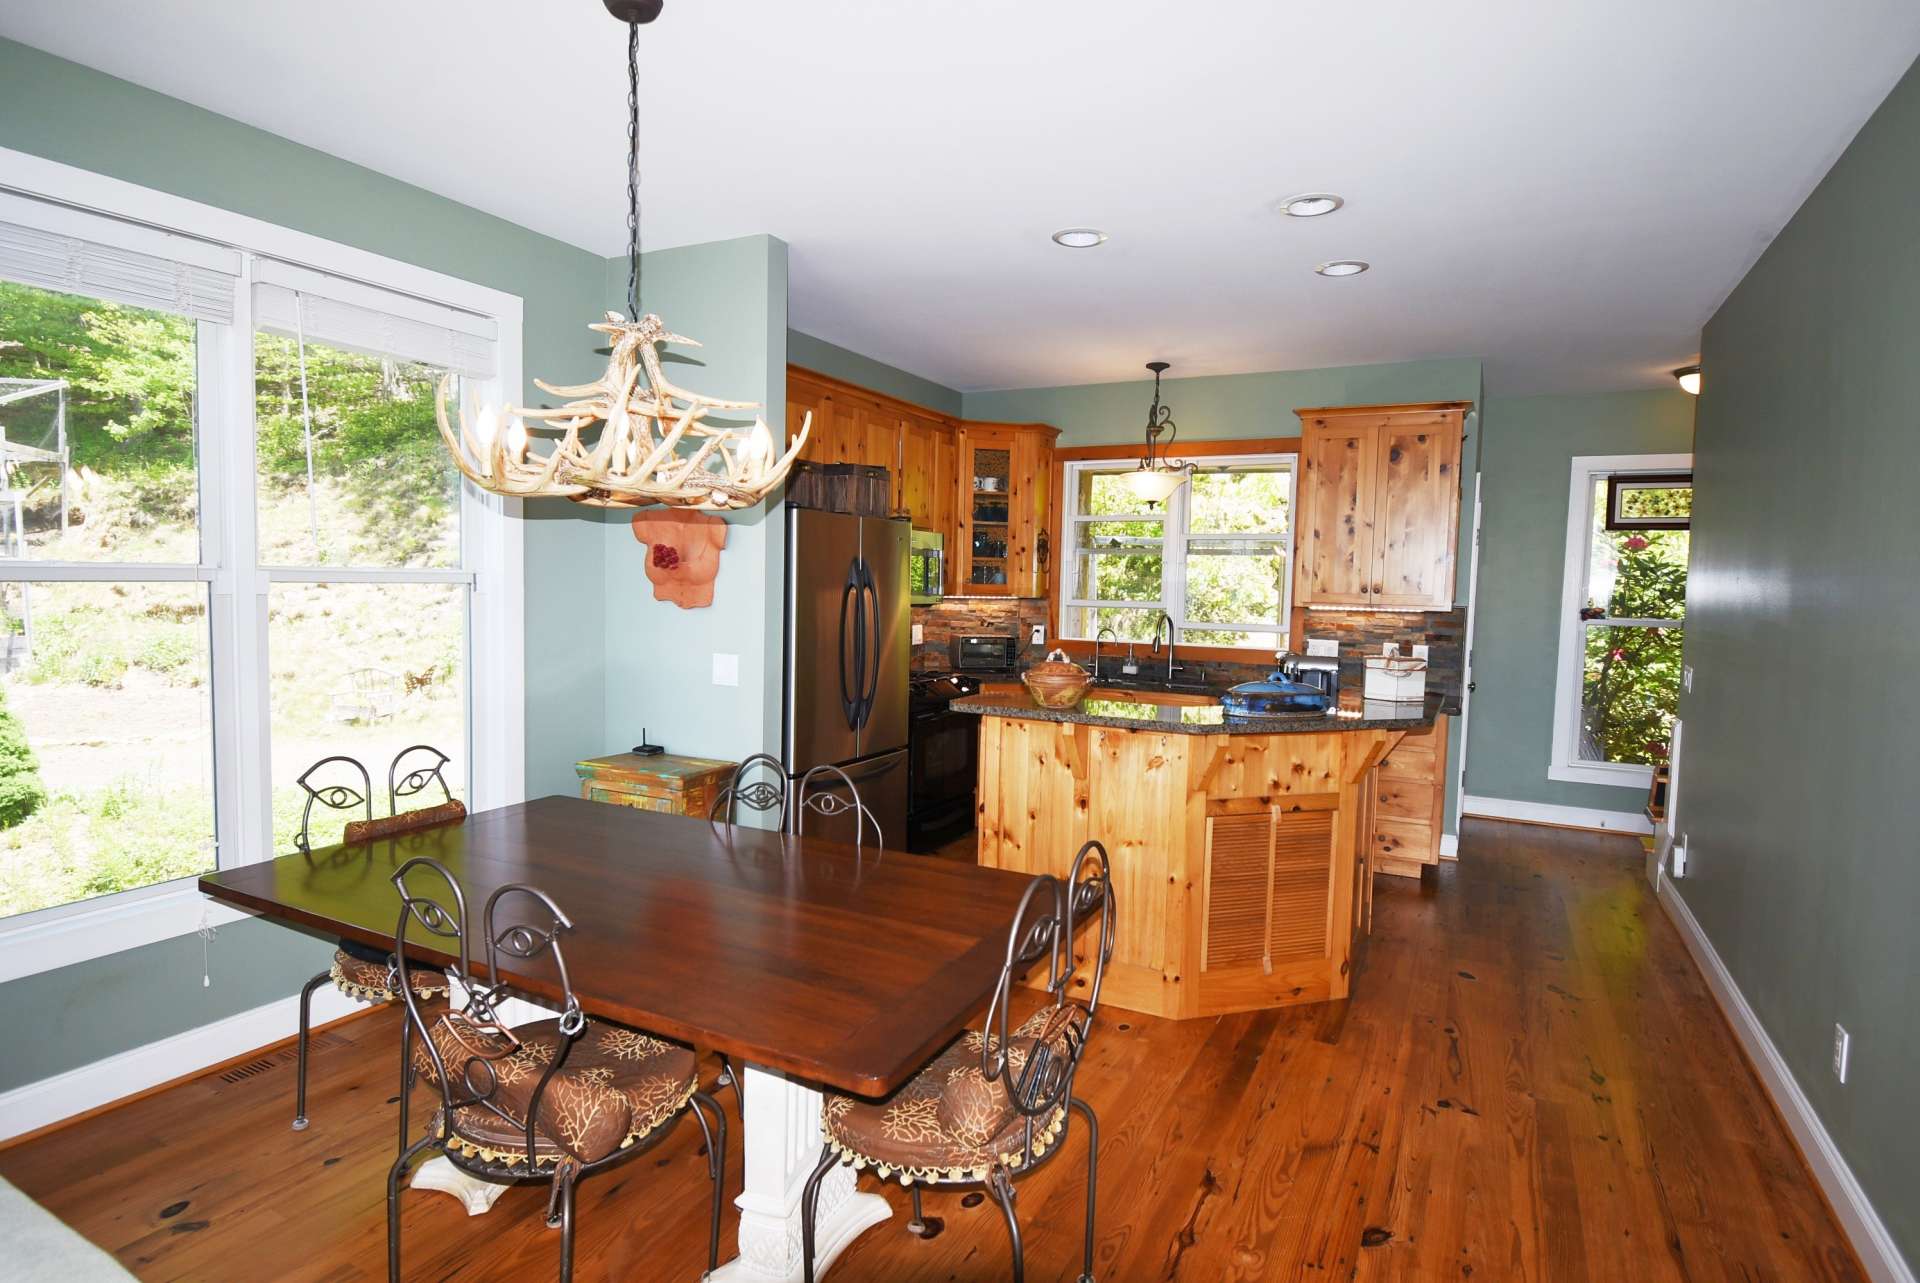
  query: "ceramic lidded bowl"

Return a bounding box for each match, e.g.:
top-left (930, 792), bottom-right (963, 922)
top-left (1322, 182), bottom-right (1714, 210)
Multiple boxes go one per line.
top-left (1022, 648), bottom-right (1094, 709)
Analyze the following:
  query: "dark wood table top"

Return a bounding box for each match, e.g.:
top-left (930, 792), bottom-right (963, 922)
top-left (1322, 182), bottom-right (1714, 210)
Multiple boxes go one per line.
top-left (198, 796), bottom-right (1036, 1096)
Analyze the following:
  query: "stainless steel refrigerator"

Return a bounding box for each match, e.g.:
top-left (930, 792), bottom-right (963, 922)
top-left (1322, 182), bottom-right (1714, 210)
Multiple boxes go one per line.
top-left (783, 507), bottom-right (910, 847)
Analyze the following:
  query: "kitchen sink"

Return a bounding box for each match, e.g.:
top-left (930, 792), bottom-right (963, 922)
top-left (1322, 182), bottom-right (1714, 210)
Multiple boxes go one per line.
top-left (1085, 674), bottom-right (1219, 697)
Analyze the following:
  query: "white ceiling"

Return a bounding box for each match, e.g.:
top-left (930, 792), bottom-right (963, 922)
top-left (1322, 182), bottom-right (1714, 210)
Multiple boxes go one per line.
top-left (6, 2), bottom-right (1919, 396)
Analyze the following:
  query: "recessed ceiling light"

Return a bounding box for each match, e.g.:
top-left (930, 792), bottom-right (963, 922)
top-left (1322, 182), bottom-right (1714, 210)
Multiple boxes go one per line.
top-left (1280, 193), bottom-right (1344, 218)
top-left (1051, 227), bottom-right (1109, 249)
top-left (1315, 259), bottom-right (1369, 277)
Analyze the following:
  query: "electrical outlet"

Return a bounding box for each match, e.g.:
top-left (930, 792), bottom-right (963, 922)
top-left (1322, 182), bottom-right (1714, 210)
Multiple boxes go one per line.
top-left (1030, 624), bottom-right (1046, 646)
top-left (1412, 644), bottom-right (1430, 660)
top-left (711, 653), bottom-right (739, 687)
top-left (1305, 638), bottom-right (1338, 657)
top-left (1383, 641), bottom-right (1401, 656)
top-left (1833, 1024), bottom-right (1851, 1083)
top-left (911, 623), bottom-right (925, 645)
top-left (1671, 835), bottom-right (1688, 877)
top-left (1683, 665), bottom-right (1693, 693)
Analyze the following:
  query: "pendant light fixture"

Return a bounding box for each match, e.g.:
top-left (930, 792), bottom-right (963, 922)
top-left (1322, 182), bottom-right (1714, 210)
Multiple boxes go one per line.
top-left (1122, 362), bottom-right (1195, 507)
top-left (434, 0), bottom-right (809, 510)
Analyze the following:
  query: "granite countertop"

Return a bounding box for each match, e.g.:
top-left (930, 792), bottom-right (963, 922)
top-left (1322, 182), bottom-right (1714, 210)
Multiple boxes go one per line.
top-left (951, 687), bottom-right (1457, 735)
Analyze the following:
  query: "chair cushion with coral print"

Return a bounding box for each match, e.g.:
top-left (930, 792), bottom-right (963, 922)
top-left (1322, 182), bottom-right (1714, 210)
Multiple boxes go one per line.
top-left (412, 1016), bottom-right (698, 1167)
top-left (329, 948), bottom-right (448, 1003)
top-left (822, 1004), bottom-right (1087, 1185)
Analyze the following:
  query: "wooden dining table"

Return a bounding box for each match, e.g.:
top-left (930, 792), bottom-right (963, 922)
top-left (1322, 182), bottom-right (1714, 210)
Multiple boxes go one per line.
top-left (198, 795), bottom-right (1038, 1282)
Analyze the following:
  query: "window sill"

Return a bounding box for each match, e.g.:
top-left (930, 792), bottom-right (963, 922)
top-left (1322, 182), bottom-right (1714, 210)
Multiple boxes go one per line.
top-left (1547, 759), bottom-right (1654, 791)
top-left (0, 881), bottom-right (258, 984)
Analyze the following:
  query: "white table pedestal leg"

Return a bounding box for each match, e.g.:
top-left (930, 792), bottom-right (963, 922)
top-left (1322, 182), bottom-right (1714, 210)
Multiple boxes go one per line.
top-left (709, 1064), bottom-right (891, 1281)
top-left (410, 1155), bottom-right (510, 1215)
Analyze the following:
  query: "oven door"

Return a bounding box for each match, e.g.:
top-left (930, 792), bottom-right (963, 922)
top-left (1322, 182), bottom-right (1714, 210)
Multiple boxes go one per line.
top-left (908, 706), bottom-right (978, 837)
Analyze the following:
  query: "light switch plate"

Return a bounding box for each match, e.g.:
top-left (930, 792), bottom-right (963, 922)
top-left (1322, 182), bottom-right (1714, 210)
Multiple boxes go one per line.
top-left (1412, 644), bottom-right (1430, 660)
top-left (1833, 1024), bottom-right (1851, 1083)
top-left (711, 653), bottom-right (740, 687)
top-left (1683, 665), bottom-right (1693, 693)
top-left (1383, 641), bottom-right (1401, 656)
top-left (911, 623), bottom-right (925, 645)
top-left (1305, 638), bottom-right (1338, 657)
top-left (1029, 623), bottom-right (1046, 646)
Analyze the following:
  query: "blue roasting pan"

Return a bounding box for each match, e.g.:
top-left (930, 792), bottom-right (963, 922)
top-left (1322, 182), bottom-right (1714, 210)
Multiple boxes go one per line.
top-left (1221, 673), bottom-right (1332, 717)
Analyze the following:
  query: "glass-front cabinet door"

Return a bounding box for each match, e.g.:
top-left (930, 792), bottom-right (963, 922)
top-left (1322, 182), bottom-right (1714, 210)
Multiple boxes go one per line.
top-left (964, 437), bottom-right (1013, 593)
top-left (952, 423), bottom-right (1058, 598)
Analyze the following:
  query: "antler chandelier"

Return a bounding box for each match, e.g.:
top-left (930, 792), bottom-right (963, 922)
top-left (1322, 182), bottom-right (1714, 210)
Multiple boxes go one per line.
top-left (435, 0), bottom-right (808, 510)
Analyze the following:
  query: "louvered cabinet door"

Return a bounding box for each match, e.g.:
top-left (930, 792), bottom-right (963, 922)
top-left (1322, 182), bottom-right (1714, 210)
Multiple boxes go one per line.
top-left (1202, 801), bottom-right (1338, 972)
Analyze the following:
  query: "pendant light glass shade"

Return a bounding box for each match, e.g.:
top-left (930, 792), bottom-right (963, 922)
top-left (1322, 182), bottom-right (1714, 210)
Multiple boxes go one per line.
top-left (1122, 467), bottom-right (1189, 506)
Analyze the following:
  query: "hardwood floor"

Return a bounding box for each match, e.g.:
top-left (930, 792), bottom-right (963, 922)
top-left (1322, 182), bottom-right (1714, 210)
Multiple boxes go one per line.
top-left (0, 819), bottom-right (1867, 1281)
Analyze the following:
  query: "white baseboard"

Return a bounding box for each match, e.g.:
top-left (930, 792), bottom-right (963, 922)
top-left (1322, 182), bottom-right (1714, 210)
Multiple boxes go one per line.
top-left (1657, 880), bottom-right (1915, 1283)
top-left (1438, 833), bottom-right (1459, 859)
top-left (1462, 793), bottom-right (1652, 836)
top-left (0, 984), bottom-right (360, 1142)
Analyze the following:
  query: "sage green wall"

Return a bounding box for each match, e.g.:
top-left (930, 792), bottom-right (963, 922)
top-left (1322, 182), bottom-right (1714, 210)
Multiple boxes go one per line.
top-left (0, 38), bottom-right (608, 1090)
top-left (1464, 390), bottom-right (1695, 813)
top-left (964, 358), bottom-right (1483, 835)
top-left (788, 330), bottom-right (962, 416)
top-left (1679, 57), bottom-right (1920, 1268)
top-left (602, 237), bottom-right (791, 775)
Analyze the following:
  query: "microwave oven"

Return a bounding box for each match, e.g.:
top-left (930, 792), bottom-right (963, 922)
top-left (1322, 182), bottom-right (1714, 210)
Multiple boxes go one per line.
top-left (909, 528), bottom-right (944, 604)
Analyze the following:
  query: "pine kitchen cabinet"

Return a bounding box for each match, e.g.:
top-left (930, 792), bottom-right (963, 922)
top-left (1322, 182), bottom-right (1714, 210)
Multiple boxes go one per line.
top-left (952, 420), bottom-right (1058, 597)
top-left (1294, 402), bottom-right (1471, 610)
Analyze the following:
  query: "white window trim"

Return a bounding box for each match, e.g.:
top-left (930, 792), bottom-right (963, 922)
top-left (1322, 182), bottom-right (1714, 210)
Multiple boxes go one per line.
top-left (1547, 452), bottom-right (1691, 789)
top-left (0, 147), bottom-right (525, 982)
top-left (1057, 453), bottom-right (1295, 652)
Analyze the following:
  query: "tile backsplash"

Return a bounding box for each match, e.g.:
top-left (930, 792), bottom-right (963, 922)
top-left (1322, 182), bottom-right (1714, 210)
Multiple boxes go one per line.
top-left (911, 599), bottom-right (1464, 698)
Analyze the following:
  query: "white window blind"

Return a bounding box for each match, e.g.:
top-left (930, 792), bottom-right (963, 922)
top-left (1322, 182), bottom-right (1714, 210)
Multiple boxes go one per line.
top-left (0, 192), bottom-right (238, 323)
top-left (253, 261), bottom-right (496, 378)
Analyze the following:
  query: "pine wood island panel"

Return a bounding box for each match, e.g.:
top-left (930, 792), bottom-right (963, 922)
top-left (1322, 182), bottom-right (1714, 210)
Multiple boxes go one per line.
top-left (972, 712), bottom-right (1408, 1019)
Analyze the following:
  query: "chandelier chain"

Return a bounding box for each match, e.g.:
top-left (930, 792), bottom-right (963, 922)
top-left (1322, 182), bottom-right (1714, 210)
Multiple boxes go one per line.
top-left (625, 18), bottom-right (642, 320)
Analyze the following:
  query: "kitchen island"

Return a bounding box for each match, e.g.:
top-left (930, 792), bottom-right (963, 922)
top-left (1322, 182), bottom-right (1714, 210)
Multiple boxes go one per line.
top-left (953, 686), bottom-right (1450, 1018)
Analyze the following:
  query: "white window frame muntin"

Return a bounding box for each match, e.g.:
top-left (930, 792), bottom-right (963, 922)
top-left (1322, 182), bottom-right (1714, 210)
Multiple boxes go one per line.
top-left (1059, 454), bottom-right (1294, 649)
top-left (0, 147), bottom-right (525, 981)
top-left (1548, 452), bottom-right (1691, 789)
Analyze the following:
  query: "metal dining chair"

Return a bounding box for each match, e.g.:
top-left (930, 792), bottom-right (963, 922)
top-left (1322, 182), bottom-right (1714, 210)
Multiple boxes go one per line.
top-left (793, 763), bottom-right (884, 847)
top-left (290, 749), bottom-right (463, 1130)
top-left (708, 750), bottom-right (790, 829)
top-left (386, 858), bottom-right (727, 1283)
top-left (800, 840), bottom-right (1115, 1283)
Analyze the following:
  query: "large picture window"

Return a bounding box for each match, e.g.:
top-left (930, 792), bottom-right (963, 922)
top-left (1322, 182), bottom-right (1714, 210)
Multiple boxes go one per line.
top-left (1060, 456), bottom-right (1292, 651)
top-left (0, 167), bottom-right (521, 964)
top-left (1550, 454), bottom-right (1692, 787)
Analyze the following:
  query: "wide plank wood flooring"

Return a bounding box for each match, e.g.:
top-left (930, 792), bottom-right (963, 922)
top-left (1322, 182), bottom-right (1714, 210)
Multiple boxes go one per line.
top-left (0, 819), bottom-right (1867, 1281)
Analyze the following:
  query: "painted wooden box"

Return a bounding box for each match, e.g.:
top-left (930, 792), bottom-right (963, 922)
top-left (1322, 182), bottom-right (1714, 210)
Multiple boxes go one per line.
top-left (575, 753), bottom-right (736, 817)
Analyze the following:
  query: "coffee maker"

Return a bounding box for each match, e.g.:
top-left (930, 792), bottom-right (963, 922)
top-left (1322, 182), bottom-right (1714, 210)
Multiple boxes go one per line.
top-left (1280, 653), bottom-right (1341, 700)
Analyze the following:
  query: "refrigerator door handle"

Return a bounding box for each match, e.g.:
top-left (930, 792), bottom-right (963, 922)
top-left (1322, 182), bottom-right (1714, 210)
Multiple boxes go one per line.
top-left (838, 562), bottom-right (861, 730)
top-left (860, 566), bottom-right (882, 726)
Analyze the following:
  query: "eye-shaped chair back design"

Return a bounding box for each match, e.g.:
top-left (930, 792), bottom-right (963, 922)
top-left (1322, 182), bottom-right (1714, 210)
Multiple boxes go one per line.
top-left (389, 744), bottom-right (454, 814)
top-left (795, 763), bottom-right (884, 847)
top-left (295, 755), bottom-right (372, 853)
top-left (391, 857), bottom-right (586, 1165)
top-left (979, 841), bottom-right (1114, 1140)
top-left (709, 751), bottom-right (789, 828)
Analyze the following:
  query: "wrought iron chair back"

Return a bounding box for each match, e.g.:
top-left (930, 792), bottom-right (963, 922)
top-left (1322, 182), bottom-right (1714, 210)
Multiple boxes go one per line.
top-left (294, 754), bottom-right (372, 854)
top-left (392, 858), bottom-right (587, 1166)
top-left (981, 841), bottom-right (1114, 1131)
top-left (794, 763), bottom-right (884, 847)
top-left (388, 744), bottom-right (454, 814)
top-left (709, 751), bottom-right (789, 828)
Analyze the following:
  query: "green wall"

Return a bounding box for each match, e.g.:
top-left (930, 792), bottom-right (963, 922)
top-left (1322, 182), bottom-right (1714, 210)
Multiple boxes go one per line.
top-left (789, 329), bottom-right (961, 416)
top-left (1679, 57), bottom-right (1920, 1269)
top-left (0, 37), bottom-right (610, 1090)
top-left (1465, 390), bottom-right (1695, 813)
top-left (603, 239), bottom-right (791, 774)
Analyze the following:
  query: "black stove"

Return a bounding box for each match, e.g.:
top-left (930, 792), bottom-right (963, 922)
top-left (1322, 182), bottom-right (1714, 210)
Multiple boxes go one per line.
top-left (906, 669), bottom-right (1001, 851)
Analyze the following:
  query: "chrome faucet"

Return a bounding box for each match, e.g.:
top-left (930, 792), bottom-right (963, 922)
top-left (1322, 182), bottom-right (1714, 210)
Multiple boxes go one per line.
top-left (1092, 626), bottom-right (1117, 681)
top-left (1150, 611), bottom-right (1179, 683)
